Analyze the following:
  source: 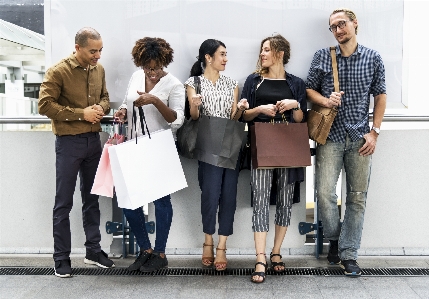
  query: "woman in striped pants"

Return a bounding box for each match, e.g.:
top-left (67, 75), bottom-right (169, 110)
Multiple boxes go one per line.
top-left (241, 34), bottom-right (307, 283)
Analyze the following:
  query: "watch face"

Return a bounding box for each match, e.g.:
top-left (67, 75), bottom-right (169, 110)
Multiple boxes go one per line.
top-left (372, 127), bottom-right (380, 134)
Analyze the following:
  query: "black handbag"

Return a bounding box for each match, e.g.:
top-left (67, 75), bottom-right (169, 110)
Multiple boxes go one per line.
top-left (176, 76), bottom-right (201, 159)
top-left (194, 113), bottom-right (246, 170)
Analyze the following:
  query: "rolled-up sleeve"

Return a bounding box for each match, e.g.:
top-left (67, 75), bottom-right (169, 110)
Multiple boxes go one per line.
top-left (305, 50), bottom-right (323, 92)
top-left (168, 83), bottom-right (185, 132)
top-left (370, 53), bottom-right (387, 97)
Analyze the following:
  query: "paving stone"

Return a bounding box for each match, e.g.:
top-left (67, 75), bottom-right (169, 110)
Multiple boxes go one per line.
top-left (178, 287), bottom-right (228, 299)
top-left (0, 287), bottom-right (44, 299)
top-left (319, 287), bottom-right (372, 299)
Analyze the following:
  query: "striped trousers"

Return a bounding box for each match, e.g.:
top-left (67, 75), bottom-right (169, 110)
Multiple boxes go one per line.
top-left (251, 167), bottom-right (294, 232)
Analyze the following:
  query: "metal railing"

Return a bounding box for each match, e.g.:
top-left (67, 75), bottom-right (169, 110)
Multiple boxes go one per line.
top-left (1, 115), bottom-right (429, 124)
top-left (0, 115), bottom-right (115, 124)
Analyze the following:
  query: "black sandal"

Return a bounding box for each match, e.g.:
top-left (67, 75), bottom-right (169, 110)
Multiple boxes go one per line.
top-left (251, 253), bottom-right (267, 283)
top-left (251, 262), bottom-right (267, 283)
top-left (270, 252), bottom-right (285, 273)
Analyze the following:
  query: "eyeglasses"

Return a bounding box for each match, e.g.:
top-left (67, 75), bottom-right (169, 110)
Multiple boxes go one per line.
top-left (143, 66), bottom-right (163, 73)
top-left (329, 20), bottom-right (351, 32)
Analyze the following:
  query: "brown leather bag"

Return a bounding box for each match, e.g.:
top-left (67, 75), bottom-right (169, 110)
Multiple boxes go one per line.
top-left (307, 46), bottom-right (339, 145)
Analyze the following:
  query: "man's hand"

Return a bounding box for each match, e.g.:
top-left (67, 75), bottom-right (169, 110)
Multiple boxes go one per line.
top-left (359, 131), bottom-right (378, 156)
top-left (134, 91), bottom-right (157, 107)
top-left (84, 105), bottom-right (104, 124)
top-left (325, 91), bottom-right (344, 108)
top-left (93, 104), bottom-right (104, 113)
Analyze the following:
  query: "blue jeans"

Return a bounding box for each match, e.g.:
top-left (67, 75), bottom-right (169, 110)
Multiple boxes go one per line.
top-left (123, 194), bottom-right (172, 253)
top-left (316, 135), bottom-right (371, 260)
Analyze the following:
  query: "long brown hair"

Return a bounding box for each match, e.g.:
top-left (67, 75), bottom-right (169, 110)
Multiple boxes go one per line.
top-left (255, 34), bottom-right (290, 75)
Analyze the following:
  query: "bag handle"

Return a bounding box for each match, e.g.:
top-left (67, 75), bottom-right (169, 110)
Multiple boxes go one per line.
top-left (131, 104), bottom-right (151, 144)
top-left (269, 114), bottom-right (288, 125)
top-left (193, 75), bottom-right (203, 117)
top-left (108, 121), bottom-right (124, 145)
top-left (194, 75), bottom-right (201, 94)
top-left (330, 46), bottom-right (339, 93)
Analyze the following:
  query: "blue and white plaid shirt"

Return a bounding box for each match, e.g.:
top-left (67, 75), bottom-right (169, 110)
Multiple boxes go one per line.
top-left (306, 44), bottom-right (386, 143)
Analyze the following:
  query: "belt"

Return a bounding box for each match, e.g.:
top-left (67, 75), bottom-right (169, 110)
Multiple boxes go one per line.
top-left (58, 132), bottom-right (99, 138)
top-left (77, 132), bottom-right (99, 137)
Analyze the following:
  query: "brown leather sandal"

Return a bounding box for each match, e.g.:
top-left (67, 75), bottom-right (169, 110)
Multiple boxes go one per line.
top-left (202, 243), bottom-right (214, 267)
top-left (214, 247), bottom-right (227, 271)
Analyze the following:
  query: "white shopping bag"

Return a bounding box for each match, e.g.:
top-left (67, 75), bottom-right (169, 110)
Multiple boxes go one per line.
top-left (108, 128), bottom-right (188, 209)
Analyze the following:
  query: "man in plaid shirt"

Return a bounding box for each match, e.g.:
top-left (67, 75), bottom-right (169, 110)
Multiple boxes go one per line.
top-left (306, 8), bottom-right (387, 277)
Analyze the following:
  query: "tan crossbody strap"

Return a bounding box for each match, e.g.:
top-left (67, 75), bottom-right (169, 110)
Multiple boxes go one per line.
top-left (330, 46), bottom-right (339, 93)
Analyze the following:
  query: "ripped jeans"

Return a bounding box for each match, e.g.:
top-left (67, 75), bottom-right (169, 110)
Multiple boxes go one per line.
top-left (316, 135), bottom-right (371, 260)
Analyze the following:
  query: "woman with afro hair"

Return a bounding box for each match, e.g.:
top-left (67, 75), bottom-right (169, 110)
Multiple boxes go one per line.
top-left (114, 37), bottom-right (185, 273)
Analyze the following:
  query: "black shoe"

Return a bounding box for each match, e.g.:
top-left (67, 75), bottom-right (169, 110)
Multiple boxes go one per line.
top-left (327, 240), bottom-right (341, 265)
top-left (127, 250), bottom-right (152, 272)
top-left (84, 250), bottom-right (115, 268)
top-left (139, 252), bottom-right (168, 273)
top-left (341, 259), bottom-right (362, 277)
top-left (54, 259), bottom-right (72, 278)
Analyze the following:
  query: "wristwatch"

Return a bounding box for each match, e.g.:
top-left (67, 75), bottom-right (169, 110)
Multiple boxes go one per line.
top-left (372, 127), bottom-right (380, 135)
top-left (293, 102), bottom-right (300, 111)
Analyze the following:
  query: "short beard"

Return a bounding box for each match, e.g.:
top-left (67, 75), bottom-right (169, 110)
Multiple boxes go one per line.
top-left (338, 36), bottom-right (351, 44)
top-left (338, 38), bottom-right (352, 45)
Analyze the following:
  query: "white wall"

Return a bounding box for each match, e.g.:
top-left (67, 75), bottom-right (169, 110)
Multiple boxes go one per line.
top-left (1, 129), bottom-right (428, 255)
top-left (360, 129), bottom-right (429, 255)
top-left (0, 131), bottom-right (113, 254)
top-left (45, 0), bottom-right (404, 107)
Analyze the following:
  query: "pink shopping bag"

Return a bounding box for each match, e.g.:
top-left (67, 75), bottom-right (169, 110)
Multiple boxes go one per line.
top-left (91, 133), bottom-right (125, 197)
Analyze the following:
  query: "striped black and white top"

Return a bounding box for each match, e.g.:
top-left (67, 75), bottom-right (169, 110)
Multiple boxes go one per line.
top-left (185, 75), bottom-right (237, 119)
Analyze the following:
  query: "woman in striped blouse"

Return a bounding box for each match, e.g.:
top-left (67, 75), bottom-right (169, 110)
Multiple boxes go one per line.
top-left (184, 39), bottom-right (248, 271)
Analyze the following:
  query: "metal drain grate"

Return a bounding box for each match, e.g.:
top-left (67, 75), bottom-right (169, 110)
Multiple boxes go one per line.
top-left (1, 267), bottom-right (429, 276)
